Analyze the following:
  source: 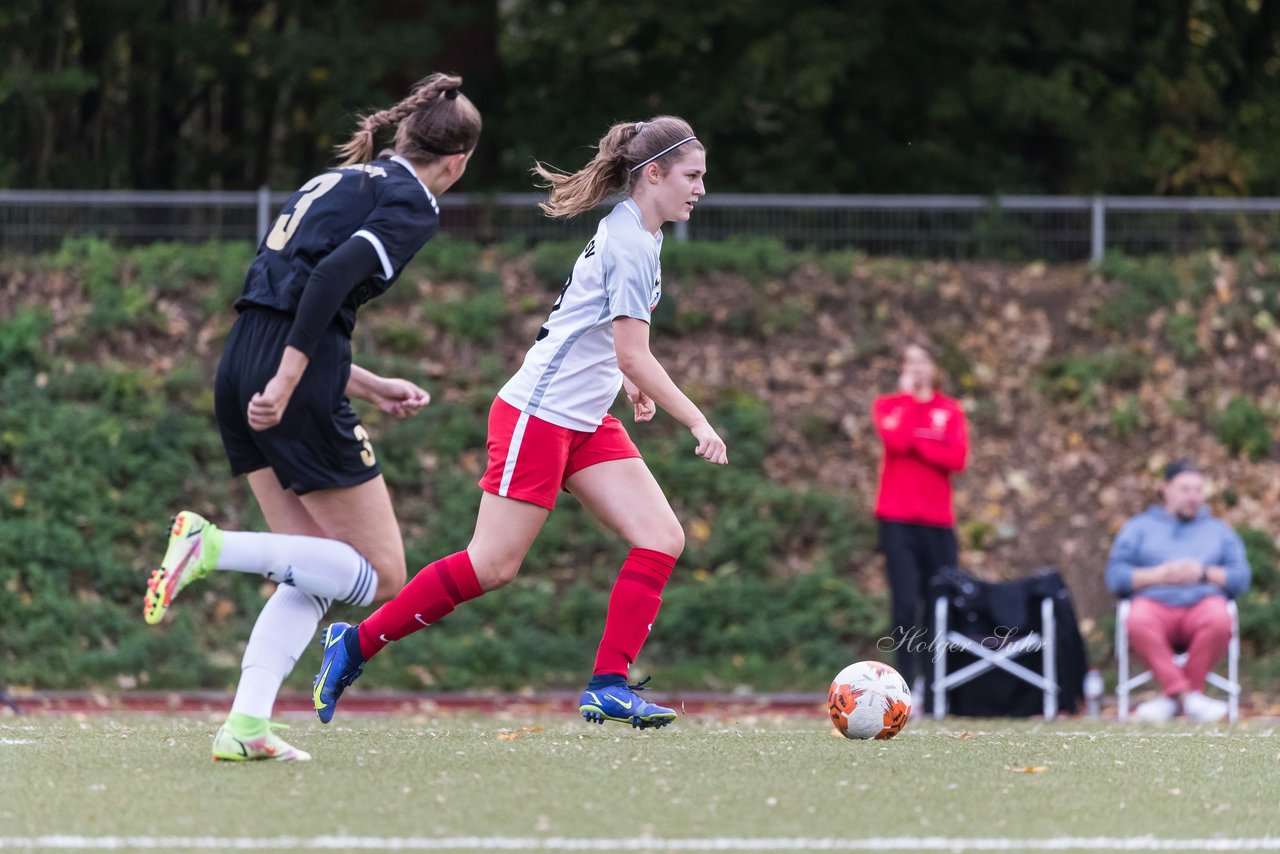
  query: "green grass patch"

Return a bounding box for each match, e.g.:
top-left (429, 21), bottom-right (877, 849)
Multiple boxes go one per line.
top-left (1212, 395), bottom-right (1272, 461)
top-left (1163, 311), bottom-right (1200, 360)
top-left (530, 240), bottom-right (583, 289)
top-left (1094, 252), bottom-right (1204, 332)
top-left (409, 233), bottom-right (483, 281)
top-left (1037, 347), bottom-right (1150, 405)
top-left (2, 715), bottom-right (1278, 846)
top-left (420, 289), bottom-right (508, 344)
top-left (0, 306), bottom-right (52, 374)
top-left (662, 237), bottom-right (808, 284)
top-left (1108, 394), bottom-right (1148, 440)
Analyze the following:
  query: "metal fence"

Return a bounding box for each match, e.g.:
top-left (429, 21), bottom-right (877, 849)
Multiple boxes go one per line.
top-left (4, 188), bottom-right (1280, 261)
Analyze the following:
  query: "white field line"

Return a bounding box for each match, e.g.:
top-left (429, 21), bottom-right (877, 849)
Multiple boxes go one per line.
top-left (0, 739), bottom-right (31, 745)
top-left (3, 837), bottom-right (1280, 851)
top-left (704, 729), bottom-right (1279, 738)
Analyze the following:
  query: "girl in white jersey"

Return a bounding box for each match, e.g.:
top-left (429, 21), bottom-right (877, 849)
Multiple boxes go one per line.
top-left (314, 116), bottom-right (726, 729)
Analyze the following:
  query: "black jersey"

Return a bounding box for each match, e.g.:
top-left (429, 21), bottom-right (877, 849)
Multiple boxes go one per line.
top-left (235, 155), bottom-right (440, 335)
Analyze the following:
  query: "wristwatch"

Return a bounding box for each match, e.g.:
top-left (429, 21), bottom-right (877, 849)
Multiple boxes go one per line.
top-left (1200, 566), bottom-right (1210, 584)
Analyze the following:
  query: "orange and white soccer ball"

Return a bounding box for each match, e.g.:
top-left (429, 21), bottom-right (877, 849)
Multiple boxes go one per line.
top-left (827, 660), bottom-right (912, 740)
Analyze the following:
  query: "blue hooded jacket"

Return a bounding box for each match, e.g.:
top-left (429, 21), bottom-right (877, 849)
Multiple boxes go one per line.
top-left (1105, 506), bottom-right (1251, 606)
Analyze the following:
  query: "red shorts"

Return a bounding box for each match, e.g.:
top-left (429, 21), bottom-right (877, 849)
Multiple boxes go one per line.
top-left (478, 397), bottom-right (642, 510)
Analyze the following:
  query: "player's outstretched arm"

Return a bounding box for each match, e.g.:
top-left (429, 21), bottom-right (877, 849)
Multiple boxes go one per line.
top-left (613, 317), bottom-right (727, 464)
top-left (347, 365), bottom-right (431, 419)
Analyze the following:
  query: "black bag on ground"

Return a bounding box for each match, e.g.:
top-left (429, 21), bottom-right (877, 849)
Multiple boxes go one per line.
top-left (927, 566), bottom-right (1087, 717)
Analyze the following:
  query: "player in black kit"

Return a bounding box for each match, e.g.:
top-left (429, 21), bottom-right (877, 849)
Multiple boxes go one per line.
top-left (142, 73), bottom-right (481, 762)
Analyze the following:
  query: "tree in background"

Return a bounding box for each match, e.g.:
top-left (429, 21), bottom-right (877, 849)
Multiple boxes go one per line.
top-left (3, 0), bottom-right (1280, 194)
top-left (500, 0), bottom-right (1280, 195)
top-left (0, 0), bottom-right (499, 189)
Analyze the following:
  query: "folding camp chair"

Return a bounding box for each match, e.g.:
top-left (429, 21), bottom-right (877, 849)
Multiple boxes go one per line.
top-left (931, 593), bottom-right (1059, 719)
top-left (1115, 598), bottom-right (1240, 723)
top-left (926, 567), bottom-right (1084, 720)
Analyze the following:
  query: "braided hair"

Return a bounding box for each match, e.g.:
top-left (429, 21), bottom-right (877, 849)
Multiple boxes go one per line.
top-left (336, 72), bottom-right (482, 166)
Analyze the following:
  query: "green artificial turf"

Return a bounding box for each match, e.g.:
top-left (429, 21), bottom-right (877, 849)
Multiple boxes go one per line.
top-left (1, 713), bottom-right (1277, 852)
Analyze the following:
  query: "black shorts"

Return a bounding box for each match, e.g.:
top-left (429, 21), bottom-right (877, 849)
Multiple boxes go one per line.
top-left (214, 307), bottom-right (381, 494)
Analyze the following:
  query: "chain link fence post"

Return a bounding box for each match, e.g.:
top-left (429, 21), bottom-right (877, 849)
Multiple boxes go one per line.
top-left (1091, 195), bottom-right (1106, 262)
top-left (256, 185), bottom-right (272, 244)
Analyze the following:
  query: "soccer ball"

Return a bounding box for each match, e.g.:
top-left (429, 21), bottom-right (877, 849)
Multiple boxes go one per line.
top-left (827, 660), bottom-right (912, 740)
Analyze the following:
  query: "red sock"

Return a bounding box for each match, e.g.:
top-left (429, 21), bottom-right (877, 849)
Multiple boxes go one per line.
top-left (357, 551), bottom-right (483, 659)
top-left (593, 548), bottom-right (676, 677)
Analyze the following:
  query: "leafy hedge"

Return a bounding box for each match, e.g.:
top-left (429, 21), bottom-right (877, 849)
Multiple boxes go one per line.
top-left (0, 239), bottom-right (881, 693)
top-left (8, 239), bottom-right (1280, 695)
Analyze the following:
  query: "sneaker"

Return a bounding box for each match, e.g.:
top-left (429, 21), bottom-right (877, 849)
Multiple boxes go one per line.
top-left (144, 511), bottom-right (223, 625)
top-left (1182, 690), bottom-right (1228, 723)
top-left (212, 719), bottom-right (310, 762)
top-left (1133, 695), bottom-right (1178, 723)
top-left (579, 677), bottom-right (676, 730)
top-left (313, 622), bottom-right (364, 724)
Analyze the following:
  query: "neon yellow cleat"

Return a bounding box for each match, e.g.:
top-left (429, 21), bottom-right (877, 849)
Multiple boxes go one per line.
top-left (212, 717), bottom-right (311, 762)
top-left (143, 511), bottom-right (222, 625)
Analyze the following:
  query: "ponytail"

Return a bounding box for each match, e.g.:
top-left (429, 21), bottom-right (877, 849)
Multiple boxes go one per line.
top-left (533, 116), bottom-right (701, 218)
top-left (533, 123), bottom-right (637, 217)
top-left (335, 125), bottom-right (382, 168)
top-left (335, 72), bottom-right (482, 167)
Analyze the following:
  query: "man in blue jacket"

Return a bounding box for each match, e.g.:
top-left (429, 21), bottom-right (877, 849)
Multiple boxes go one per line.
top-left (1105, 459), bottom-right (1250, 723)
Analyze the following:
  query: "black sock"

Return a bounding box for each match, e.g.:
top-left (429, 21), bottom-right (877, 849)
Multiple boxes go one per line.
top-left (587, 673), bottom-right (627, 691)
top-left (344, 624), bottom-right (365, 664)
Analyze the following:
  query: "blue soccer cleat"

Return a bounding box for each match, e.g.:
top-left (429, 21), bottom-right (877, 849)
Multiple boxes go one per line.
top-left (579, 676), bottom-right (676, 730)
top-left (313, 622), bottom-right (365, 724)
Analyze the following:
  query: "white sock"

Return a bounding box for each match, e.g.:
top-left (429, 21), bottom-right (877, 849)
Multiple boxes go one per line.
top-left (230, 585), bottom-right (329, 719)
top-left (216, 530), bottom-right (377, 605)
top-left (231, 667), bottom-right (284, 721)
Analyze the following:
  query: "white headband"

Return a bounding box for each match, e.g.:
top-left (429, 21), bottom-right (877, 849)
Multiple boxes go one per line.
top-left (629, 136), bottom-right (698, 173)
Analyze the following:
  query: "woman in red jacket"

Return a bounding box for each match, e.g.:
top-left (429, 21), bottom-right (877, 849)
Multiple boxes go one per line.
top-left (873, 341), bottom-right (968, 695)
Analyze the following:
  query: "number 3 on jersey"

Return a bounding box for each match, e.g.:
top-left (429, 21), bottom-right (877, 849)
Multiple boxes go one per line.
top-left (354, 424), bottom-right (376, 467)
top-left (264, 173), bottom-right (343, 251)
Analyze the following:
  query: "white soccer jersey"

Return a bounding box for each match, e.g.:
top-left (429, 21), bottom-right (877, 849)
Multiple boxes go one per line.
top-left (498, 199), bottom-right (662, 431)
